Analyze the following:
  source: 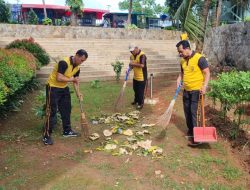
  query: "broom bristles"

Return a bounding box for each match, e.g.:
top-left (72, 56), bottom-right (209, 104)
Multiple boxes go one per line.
top-left (114, 82), bottom-right (127, 111)
top-left (81, 113), bottom-right (89, 137)
top-left (157, 100), bottom-right (176, 128)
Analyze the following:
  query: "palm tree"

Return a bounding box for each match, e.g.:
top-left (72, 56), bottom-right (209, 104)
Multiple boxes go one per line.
top-left (65, 0), bottom-right (84, 26)
top-left (42, 0), bottom-right (47, 19)
top-left (127, 0), bottom-right (133, 25)
top-left (174, 0), bottom-right (214, 52)
top-left (174, 0), bottom-right (205, 43)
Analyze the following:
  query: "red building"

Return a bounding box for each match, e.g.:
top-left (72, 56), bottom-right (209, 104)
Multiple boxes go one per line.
top-left (21, 4), bottom-right (108, 26)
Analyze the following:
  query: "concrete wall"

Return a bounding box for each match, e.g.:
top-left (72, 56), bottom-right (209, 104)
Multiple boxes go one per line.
top-left (204, 22), bottom-right (250, 71)
top-left (0, 24), bottom-right (181, 40)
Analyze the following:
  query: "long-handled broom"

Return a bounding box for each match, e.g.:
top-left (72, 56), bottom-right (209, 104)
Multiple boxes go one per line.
top-left (79, 99), bottom-right (89, 138)
top-left (156, 83), bottom-right (182, 139)
top-left (114, 67), bottom-right (131, 111)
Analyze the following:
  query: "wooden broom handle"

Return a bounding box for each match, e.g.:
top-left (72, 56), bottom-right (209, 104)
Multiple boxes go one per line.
top-left (201, 94), bottom-right (205, 128)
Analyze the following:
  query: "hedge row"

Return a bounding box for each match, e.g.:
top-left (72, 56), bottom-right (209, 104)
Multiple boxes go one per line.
top-left (0, 48), bottom-right (37, 106)
top-left (6, 37), bottom-right (50, 67)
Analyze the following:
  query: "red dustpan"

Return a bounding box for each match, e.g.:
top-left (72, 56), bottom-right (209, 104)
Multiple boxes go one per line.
top-left (194, 95), bottom-right (217, 143)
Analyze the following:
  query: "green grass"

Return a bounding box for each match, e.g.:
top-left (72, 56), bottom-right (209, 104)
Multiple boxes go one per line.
top-left (95, 162), bottom-right (115, 171)
top-left (223, 164), bottom-right (242, 180)
top-left (70, 81), bottom-right (134, 118)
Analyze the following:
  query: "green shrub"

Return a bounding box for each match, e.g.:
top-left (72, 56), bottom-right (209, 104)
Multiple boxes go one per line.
top-left (0, 0), bottom-right (10, 23)
top-left (6, 37), bottom-right (50, 66)
top-left (90, 80), bottom-right (100, 88)
top-left (111, 60), bottom-right (124, 81)
top-left (42, 17), bottom-right (52, 25)
top-left (33, 90), bottom-right (46, 119)
top-left (0, 49), bottom-right (37, 95)
top-left (208, 71), bottom-right (250, 125)
top-left (0, 79), bottom-right (8, 105)
top-left (55, 18), bottom-right (62, 26)
top-left (125, 24), bottom-right (138, 29)
top-left (0, 48), bottom-right (37, 115)
top-left (28, 9), bottom-right (38, 25)
top-left (244, 16), bottom-right (250, 22)
top-left (164, 26), bottom-right (176, 30)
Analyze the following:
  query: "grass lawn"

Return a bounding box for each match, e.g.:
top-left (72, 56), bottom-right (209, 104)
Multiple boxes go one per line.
top-left (0, 80), bottom-right (249, 190)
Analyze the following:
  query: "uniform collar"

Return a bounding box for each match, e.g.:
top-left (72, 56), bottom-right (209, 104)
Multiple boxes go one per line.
top-left (70, 56), bottom-right (77, 68)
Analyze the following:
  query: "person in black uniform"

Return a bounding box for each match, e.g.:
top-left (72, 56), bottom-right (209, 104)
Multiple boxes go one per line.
top-left (43, 49), bottom-right (88, 145)
top-left (128, 43), bottom-right (147, 109)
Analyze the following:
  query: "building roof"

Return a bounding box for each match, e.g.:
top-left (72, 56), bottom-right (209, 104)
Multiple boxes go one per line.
top-left (21, 4), bottom-right (109, 19)
top-left (22, 4), bottom-right (68, 10)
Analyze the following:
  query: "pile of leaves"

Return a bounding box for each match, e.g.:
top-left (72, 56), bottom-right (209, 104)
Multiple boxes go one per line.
top-left (89, 111), bottom-right (163, 158)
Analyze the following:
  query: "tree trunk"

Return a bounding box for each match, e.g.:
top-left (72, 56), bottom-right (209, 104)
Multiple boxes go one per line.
top-left (196, 0), bottom-right (211, 53)
top-left (216, 0), bottom-right (222, 27)
top-left (42, 0), bottom-right (47, 19)
top-left (70, 13), bottom-right (77, 26)
top-left (127, 0), bottom-right (133, 25)
top-left (202, 0), bottom-right (211, 29)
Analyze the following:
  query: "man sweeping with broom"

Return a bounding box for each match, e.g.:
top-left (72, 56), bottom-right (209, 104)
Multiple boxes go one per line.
top-left (176, 40), bottom-right (210, 146)
top-left (42, 49), bottom-right (88, 145)
top-left (128, 43), bottom-right (148, 110)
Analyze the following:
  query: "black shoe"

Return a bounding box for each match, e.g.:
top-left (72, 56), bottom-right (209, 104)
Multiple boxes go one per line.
top-left (188, 138), bottom-right (202, 147)
top-left (131, 101), bottom-right (137, 105)
top-left (63, 130), bottom-right (80, 137)
top-left (43, 136), bottom-right (53, 145)
top-left (136, 105), bottom-right (143, 110)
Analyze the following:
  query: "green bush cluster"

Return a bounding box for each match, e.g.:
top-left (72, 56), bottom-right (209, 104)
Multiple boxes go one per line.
top-left (244, 16), bottom-right (250, 22)
top-left (6, 37), bottom-right (50, 66)
top-left (111, 60), bottom-right (124, 81)
top-left (42, 17), bottom-right (52, 25)
top-left (0, 48), bottom-right (37, 106)
top-left (208, 71), bottom-right (250, 125)
top-left (125, 24), bottom-right (138, 29)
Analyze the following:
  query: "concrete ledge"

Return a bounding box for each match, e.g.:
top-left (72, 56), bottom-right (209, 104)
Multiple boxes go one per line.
top-left (0, 24), bottom-right (181, 40)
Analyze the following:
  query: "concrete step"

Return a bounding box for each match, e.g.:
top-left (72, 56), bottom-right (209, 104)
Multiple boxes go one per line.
top-left (0, 36), bottom-right (181, 82)
top-left (37, 71), bottom-right (179, 83)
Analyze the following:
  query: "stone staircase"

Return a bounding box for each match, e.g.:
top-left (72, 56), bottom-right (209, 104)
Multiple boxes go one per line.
top-left (0, 37), bottom-right (180, 82)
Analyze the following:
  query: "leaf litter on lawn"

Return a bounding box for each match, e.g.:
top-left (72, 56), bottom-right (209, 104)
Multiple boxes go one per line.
top-left (88, 111), bottom-right (163, 158)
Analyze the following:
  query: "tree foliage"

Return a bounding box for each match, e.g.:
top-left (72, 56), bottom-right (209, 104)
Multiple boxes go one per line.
top-left (165, 0), bottom-right (182, 18)
top-left (0, 0), bottom-right (10, 23)
top-left (174, 0), bottom-right (205, 42)
top-left (65, 0), bottom-right (84, 14)
top-left (65, 0), bottom-right (84, 26)
top-left (119, 0), bottom-right (167, 17)
top-left (28, 9), bottom-right (39, 25)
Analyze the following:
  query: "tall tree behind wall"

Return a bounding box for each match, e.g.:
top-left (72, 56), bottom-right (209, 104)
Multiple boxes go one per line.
top-left (128, 0), bottom-right (132, 25)
top-left (65, 0), bottom-right (84, 26)
top-left (119, 0), bottom-right (167, 24)
top-left (0, 0), bottom-right (10, 23)
top-left (42, 0), bottom-right (47, 19)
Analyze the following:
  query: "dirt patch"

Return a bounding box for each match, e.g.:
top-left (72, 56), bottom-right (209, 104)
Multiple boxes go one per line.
top-left (206, 106), bottom-right (250, 174)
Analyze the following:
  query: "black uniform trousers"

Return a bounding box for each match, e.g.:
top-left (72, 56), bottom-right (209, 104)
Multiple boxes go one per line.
top-left (133, 79), bottom-right (146, 106)
top-left (43, 85), bottom-right (71, 137)
top-left (183, 90), bottom-right (200, 135)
